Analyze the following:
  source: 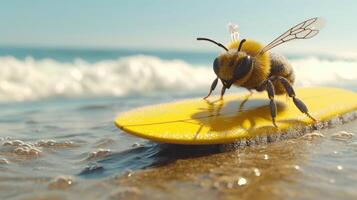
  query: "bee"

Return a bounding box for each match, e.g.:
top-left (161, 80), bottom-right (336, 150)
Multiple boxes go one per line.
top-left (197, 17), bottom-right (325, 127)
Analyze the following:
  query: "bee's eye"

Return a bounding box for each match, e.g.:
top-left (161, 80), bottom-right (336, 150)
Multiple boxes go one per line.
top-left (213, 58), bottom-right (220, 75)
top-left (233, 56), bottom-right (253, 80)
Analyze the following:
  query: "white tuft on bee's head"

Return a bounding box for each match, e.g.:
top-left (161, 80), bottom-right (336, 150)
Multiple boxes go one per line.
top-left (227, 22), bottom-right (240, 42)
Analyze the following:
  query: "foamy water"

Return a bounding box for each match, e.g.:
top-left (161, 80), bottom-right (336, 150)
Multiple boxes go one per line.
top-left (0, 55), bottom-right (213, 101)
top-left (0, 55), bottom-right (356, 102)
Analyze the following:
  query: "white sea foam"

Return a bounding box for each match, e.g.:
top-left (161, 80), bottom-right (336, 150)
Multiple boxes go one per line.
top-left (0, 55), bottom-right (214, 101)
top-left (292, 57), bottom-right (357, 87)
top-left (0, 55), bottom-right (356, 102)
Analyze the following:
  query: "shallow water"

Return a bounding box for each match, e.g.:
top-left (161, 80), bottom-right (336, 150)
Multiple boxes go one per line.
top-left (0, 90), bottom-right (357, 200)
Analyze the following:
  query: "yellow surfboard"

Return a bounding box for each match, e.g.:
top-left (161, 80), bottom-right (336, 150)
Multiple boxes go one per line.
top-left (115, 87), bottom-right (357, 145)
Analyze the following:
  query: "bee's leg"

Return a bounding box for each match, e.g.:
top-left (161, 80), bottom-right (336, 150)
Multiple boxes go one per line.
top-left (203, 77), bottom-right (219, 99)
top-left (220, 85), bottom-right (227, 100)
top-left (219, 79), bottom-right (228, 100)
top-left (265, 80), bottom-right (278, 128)
top-left (278, 77), bottom-right (317, 121)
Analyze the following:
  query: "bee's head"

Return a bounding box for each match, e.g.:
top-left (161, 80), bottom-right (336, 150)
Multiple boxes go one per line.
top-left (213, 52), bottom-right (253, 85)
top-left (197, 37), bottom-right (253, 87)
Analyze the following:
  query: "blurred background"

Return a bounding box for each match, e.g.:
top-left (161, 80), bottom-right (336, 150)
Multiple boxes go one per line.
top-left (1, 0), bottom-right (357, 53)
top-left (0, 0), bottom-right (357, 102)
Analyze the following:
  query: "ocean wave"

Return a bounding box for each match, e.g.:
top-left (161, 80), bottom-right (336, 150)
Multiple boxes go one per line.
top-left (0, 55), bottom-right (214, 102)
top-left (292, 57), bottom-right (357, 87)
top-left (0, 55), bottom-right (356, 102)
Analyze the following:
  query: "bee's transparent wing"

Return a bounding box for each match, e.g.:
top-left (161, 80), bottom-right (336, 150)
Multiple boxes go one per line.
top-left (259, 17), bottom-right (325, 55)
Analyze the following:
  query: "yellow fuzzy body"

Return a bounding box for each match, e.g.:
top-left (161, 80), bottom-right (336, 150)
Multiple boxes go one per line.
top-left (217, 39), bottom-right (271, 89)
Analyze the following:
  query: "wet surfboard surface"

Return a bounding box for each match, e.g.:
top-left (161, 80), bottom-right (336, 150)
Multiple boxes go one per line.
top-left (115, 87), bottom-right (357, 145)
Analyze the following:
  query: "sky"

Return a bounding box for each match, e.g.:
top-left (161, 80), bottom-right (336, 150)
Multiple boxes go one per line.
top-left (0, 0), bottom-right (357, 54)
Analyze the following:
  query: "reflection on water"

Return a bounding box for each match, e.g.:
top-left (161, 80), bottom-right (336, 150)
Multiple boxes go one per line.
top-left (109, 126), bottom-right (357, 200)
top-left (80, 143), bottom-right (222, 178)
top-left (0, 95), bottom-right (357, 200)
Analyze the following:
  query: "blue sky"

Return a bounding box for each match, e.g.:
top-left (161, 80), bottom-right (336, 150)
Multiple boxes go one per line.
top-left (0, 0), bottom-right (356, 54)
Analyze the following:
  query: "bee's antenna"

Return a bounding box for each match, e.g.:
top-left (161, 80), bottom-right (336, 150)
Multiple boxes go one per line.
top-left (237, 39), bottom-right (246, 52)
top-left (197, 37), bottom-right (228, 51)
